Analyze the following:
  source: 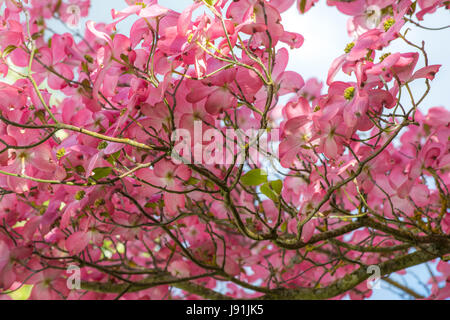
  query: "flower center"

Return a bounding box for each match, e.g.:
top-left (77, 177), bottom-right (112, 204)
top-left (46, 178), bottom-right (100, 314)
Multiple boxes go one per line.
top-left (166, 171), bottom-right (174, 181)
top-left (344, 42), bottom-right (355, 54)
top-left (344, 87), bottom-right (355, 100)
top-left (75, 190), bottom-right (86, 200)
top-left (383, 18), bottom-right (395, 32)
top-left (379, 52), bottom-right (391, 62)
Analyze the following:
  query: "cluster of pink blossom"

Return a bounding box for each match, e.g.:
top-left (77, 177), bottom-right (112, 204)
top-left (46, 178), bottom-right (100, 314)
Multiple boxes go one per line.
top-left (0, 0), bottom-right (448, 300)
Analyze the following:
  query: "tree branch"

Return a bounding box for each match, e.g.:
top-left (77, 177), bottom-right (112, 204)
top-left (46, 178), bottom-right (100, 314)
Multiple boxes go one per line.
top-left (260, 243), bottom-right (449, 299)
top-left (81, 272), bottom-right (232, 300)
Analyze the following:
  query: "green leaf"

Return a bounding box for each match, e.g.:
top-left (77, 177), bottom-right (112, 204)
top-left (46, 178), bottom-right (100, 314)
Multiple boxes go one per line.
top-left (145, 202), bottom-right (157, 208)
top-left (120, 53), bottom-right (129, 63)
top-left (80, 79), bottom-right (92, 92)
top-left (270, 180), bottom-right (283, 194)
top-left (81, 61), bottom-right (89, 74)
top-left (75, 165), bottom-right (86, 174)
top-left (260, 180), bottom-right (282, 202)
top-left (75, 190), bottom-right (86, 200)
top-left (409, 1), bottom-right (417, 15)
top-left (205, 180), bottom-right (215, 190)
top-left (186, 177), bottom-right (200, 185)
top-left (54, 0), bottom-right (63, 13)
top-left (261, 183), bottom-right (278, 202)
top-left (100, 211), bottom-right (110, 218)
top-left (2, 45), bottom-right (17, 57)
top-left (241, 169), bottom-right (268, 186)
top-left (280, 221), bottom-right (287, 233)
top-left (299, 0), bottom-right (306, 13)
top-left (31, 32), bottom-right (43, 40)
top-left (34, 110), bottom-right (46, 123)
top-left (121, 69), bottom-right (135, 76)
top-left (92, 167), bottom-right (112, 180)
top-left (117, 243), bottom-right (125, 254)
top-left (161, 123), bottom-right (169, 133)
top-left (84, 54), bottom-right (94, 63)
top-left (9, 284), bottom-right (33, 300)
top-left (106, 150), bottom-right (122, 165)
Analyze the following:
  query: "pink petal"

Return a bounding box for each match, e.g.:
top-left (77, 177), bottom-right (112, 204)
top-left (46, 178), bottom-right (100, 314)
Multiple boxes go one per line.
top-left (0, 241), bottom-right (10, 271)
top-left (139, 4), bottom-right (169, 19)
top-left (279, 31), bottom-right (304, 49)
top-left (205, 88), bottom-right (235, 115)
top-left (269, 0), bottom-right (295, 12)
top-left (327, 54), bottom-right (346, 85)
top-left (66, 231), bottom-right (89, 255)
top-left (86, 21), bottom-right (112, 47)
top-left (178, 2), bottom-right (202, 36)
top-left (411, 64), bottom-right (441, 81)
top-left (278, 71), bottom-right (305, 95)
top-left (324, 136), bottom-right (338, 159)
top-left (410, 184), bottom-right (430, 206)
top-left (301, 219), bottom-right (317, 242)
top-left (104, 142), bottom-right (124, 155)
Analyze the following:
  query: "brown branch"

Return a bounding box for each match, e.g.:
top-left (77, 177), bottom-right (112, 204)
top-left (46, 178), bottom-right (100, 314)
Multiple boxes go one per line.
top-left (260, 243), bottom-right (449, 300)
top-left (382, 277), bottom-right (425, 299)
top-left (81, 272), bottom-right (231, 300)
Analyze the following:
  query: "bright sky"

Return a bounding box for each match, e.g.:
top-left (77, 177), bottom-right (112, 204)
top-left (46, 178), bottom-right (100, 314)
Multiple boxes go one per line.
top-left (48, 0), bottom-right (449, 300)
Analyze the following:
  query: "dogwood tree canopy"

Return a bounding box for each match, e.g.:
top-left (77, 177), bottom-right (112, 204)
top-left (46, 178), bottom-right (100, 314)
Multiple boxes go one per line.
top-left (0, 0), bottom-right (449, 300)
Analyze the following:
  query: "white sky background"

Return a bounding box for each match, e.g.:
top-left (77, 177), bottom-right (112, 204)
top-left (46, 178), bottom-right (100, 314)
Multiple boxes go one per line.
top-left (48, 0), bottom-right (449, 299)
